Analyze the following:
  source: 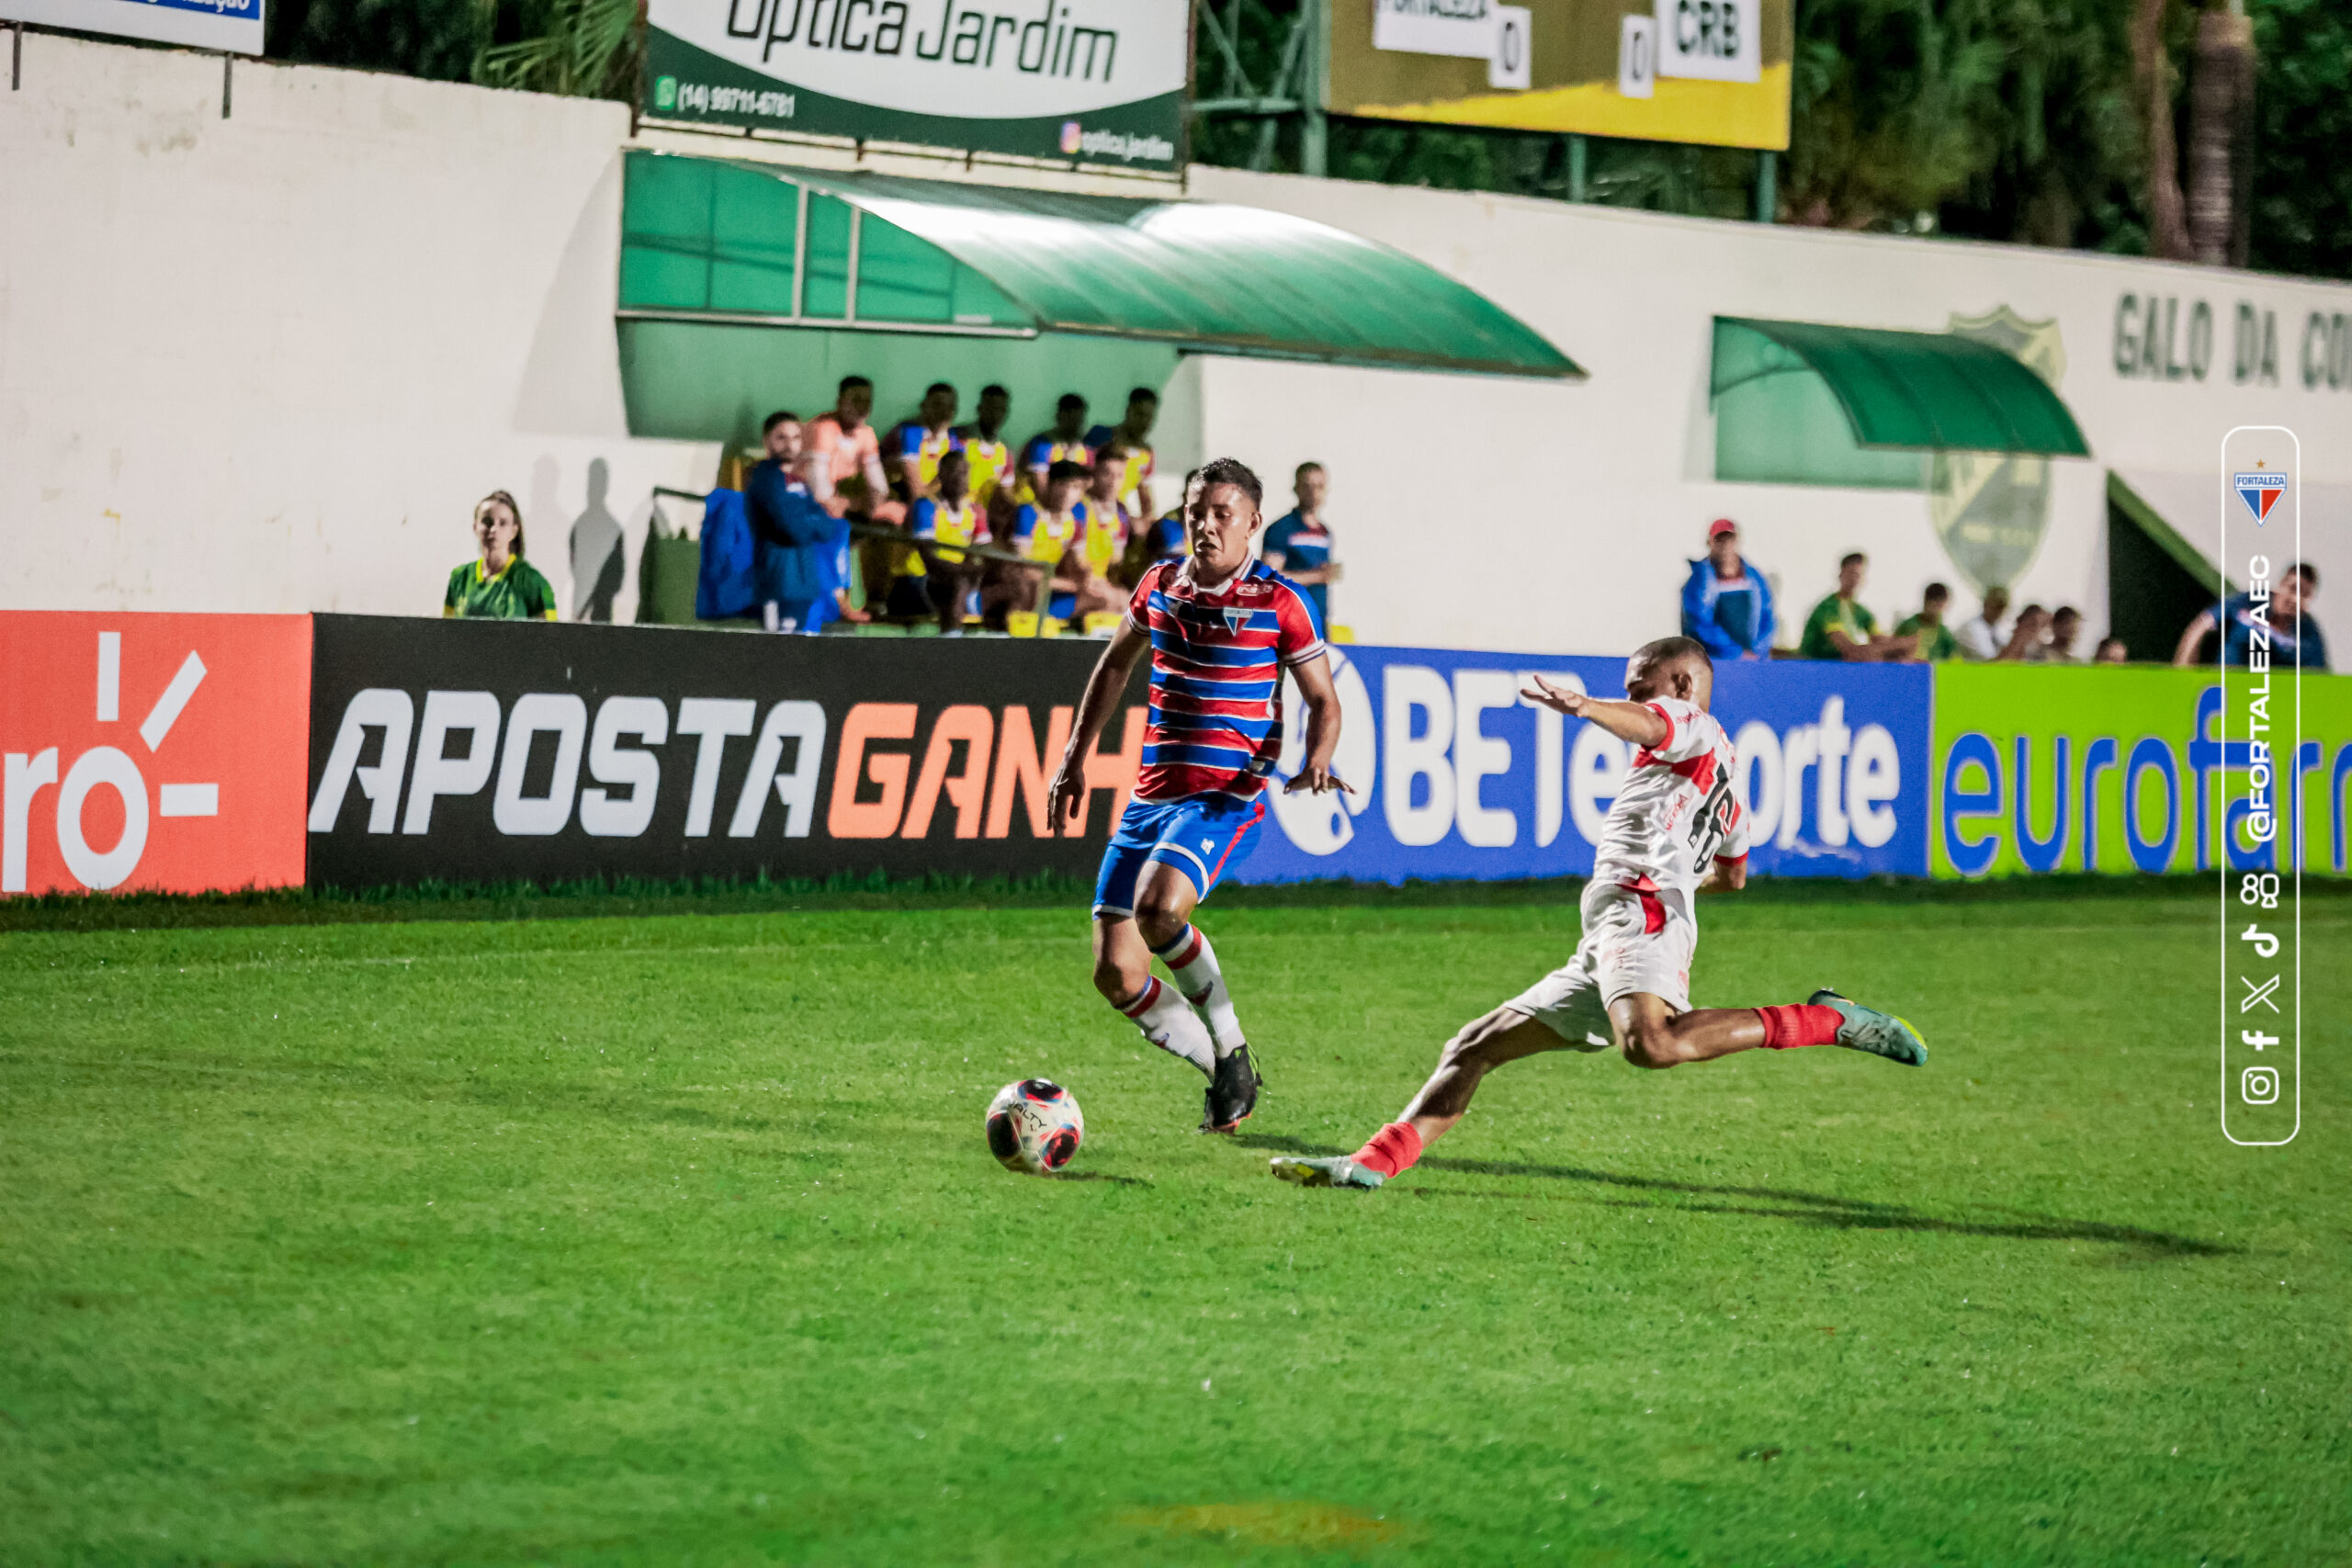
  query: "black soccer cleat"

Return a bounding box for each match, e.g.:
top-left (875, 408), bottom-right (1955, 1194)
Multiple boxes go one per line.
top-left (1200, 1045), bottom-right (1261, 1133)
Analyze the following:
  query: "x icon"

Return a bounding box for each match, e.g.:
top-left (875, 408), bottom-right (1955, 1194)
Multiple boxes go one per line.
top-left (2239, 975), bottom-right (2281, 1014)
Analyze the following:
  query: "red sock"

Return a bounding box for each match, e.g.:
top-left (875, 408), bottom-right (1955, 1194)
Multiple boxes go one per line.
top-left (1351, 1122), bottom-right (1424, 1178)
top-left (1757, 1004), bottom-right (1844, 1049)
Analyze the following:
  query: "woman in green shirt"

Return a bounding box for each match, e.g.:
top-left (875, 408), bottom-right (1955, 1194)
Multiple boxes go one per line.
top-left (444, 491), bottom-right (559, 621)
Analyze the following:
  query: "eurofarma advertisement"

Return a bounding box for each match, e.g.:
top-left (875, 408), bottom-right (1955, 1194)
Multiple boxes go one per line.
top-left (642, 0), bottom-right (1187, 168)
top-left (1931, 664), bottom-right (2352, 878)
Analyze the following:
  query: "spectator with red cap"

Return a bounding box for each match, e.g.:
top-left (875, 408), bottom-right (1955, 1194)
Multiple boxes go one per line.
top-left (1679, 518), bottom-right (1776, 660)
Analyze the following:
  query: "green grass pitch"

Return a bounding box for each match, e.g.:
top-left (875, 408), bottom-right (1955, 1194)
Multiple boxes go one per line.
top-left (3, 886), bottom-right (2346, 1565)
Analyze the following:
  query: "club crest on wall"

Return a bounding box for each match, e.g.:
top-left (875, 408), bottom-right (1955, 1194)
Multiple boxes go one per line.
top-left (1929, 307), bottom-right (2064, 592)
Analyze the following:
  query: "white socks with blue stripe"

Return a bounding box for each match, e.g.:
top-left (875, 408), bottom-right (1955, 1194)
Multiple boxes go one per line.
top-left (1151, 924), bottom-right (1244, 1057)
top-left (1117, 976), bottom-right (1215, 1077)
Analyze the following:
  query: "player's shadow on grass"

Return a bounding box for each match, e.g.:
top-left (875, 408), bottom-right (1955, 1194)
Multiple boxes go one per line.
top-left (1237, 1134), bottom-right (2234, 1261)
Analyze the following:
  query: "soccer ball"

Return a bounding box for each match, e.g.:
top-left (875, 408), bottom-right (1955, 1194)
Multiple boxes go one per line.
top-left (985, 1078), bottom-right (1084, 1175)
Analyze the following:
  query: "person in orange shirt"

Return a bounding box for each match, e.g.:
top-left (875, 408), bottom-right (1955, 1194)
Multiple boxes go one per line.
top-left (803, 375), bottom-right (904, 616)
top-left (802, 376), bottom-right (901, 522)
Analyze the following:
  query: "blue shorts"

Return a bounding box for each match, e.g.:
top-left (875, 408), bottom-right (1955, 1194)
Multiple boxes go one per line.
top-left (1092, 795), bottom-right (1267, 918)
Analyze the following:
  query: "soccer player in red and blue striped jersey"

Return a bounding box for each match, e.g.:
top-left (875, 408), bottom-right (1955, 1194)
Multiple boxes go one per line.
top-left (1050, 458), bottom-right (1350, 1132)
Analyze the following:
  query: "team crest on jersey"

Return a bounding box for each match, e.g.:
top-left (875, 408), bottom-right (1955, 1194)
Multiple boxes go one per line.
top-left (2234, 468), bottom-right (2285, 525)
top-left (1221, 606), bottom-right (1252, 636)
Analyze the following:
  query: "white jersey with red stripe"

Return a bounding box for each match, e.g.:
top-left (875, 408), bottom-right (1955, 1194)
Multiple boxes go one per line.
top-left (1590, 696), bottom-right (1749, 902)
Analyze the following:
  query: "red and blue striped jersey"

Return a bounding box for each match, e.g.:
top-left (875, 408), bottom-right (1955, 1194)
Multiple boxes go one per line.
top-left (1126, 558), bottom-right (1328, 802)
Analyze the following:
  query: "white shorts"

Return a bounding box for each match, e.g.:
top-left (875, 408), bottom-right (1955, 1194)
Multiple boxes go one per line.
top-left (1507, 881), bottom-right (1697, 1049)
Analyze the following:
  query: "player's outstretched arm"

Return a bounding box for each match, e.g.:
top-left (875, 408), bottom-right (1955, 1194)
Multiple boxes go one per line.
top-left (1049, 618), bottom-right (1150, 823)
top-left (1283, 653), bottom-right (1353, 795)
top-left (1520, 676), bottom-right (1669, 749)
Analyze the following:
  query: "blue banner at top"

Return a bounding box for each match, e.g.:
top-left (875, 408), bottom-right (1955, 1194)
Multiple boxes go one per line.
top-left (2, 0), bottom-right (265, 55)
top-left (1233, 645), bottom-right (1933, 885)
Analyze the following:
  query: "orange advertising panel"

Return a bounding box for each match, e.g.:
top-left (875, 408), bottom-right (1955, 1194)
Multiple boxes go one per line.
top-left (0, 612), bottom-right (311, 896)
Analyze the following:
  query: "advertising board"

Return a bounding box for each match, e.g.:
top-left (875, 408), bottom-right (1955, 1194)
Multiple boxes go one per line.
top-left (1929, 665), bottom-right (2352, 878)
top-left (0, 0), bottom-right (263, 55)
top-left (0, 612), bottom-right (311, 896)
top-left (1236, 646), bottom-right (1930, 884)
top-left (35, 608), bottom-right (2344, 901)
top-left (643, 0), bottom-right (1187, 169)
top-left (305, 615), bottom-right (1146, 889)
top-left (1327, 0), bottom-right (1792, 151)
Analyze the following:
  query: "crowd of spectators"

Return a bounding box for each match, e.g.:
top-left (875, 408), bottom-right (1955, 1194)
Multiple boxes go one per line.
top-left (1679, 517), bottom-right (2329, 670)
top-left (442, 451), bottom-right (2319, 673)
top-left (419, 374), bottom-right (1334, 635)
top-left (717, 375), bottom-right (1342, 637)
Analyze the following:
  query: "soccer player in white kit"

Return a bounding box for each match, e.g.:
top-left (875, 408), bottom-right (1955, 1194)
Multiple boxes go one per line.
top-left (1272, 637), bottom-right (1927, 1191)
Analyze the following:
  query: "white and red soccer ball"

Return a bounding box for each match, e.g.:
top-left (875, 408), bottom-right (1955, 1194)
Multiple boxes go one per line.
top-left (986, 1079), bottom-right (1084, 1175)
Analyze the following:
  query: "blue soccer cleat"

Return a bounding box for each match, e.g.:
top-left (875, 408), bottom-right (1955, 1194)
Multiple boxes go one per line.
top-left (1809, 988), bottom-right (1928, 1066)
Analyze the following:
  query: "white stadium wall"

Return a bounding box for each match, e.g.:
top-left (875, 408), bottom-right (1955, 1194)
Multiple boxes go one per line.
top-left (1184, 167), bottom-right (2352, 656)
top-left (4, 33), bottom-right (2348, 655)
top-left (0, 35), bottom-right (715, 626)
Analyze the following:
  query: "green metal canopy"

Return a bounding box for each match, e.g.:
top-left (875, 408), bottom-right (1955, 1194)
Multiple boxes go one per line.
top-left (617, 151), bottom-right (1581, 380)
top-left (1711, 316), bottom-right (2090, 455)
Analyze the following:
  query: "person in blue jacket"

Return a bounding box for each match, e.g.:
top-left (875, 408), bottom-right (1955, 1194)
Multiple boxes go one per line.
top-left (1680, 517), bottom-right (1775, 660)
top-left (745, 412), bottom-right (846, 634)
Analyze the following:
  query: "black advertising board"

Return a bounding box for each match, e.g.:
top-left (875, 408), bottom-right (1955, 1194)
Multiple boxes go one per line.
top-left (305, 615), bottom-right (1144, 888)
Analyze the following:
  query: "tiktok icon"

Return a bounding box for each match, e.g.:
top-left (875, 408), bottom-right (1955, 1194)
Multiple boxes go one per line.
top-left (2217, 426), bottom-right (2301, 1146)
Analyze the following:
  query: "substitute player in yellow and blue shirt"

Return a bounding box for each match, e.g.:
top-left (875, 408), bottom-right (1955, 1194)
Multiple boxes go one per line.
top-left (952, 383), bottom-right (1016, 523)
top-left (1082, 385), bottom-right (1159, 517)
top-left (909, 447), bottom-right (986, 635)
top-left (1018, 392), bottom-right (1095, 503)
top-left (1048, 457), bottom-right (1349, 1134)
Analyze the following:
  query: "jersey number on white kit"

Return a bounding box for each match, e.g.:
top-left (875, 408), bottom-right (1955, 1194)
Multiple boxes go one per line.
top-left (1688, 770), bottom-right (1737, 863)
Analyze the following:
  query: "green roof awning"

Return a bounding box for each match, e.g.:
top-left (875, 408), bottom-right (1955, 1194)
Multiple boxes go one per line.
top-left (1711, 316), bottom-right (2090, 456)
top-left (618, 151), bottom-right (1581, 380)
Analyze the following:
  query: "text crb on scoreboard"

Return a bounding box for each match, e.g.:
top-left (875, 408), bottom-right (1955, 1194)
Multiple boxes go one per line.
top-left (644, 0), bottom-right (1187, 171)
top-left (1329, 0), bottom-right (1792, 152)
